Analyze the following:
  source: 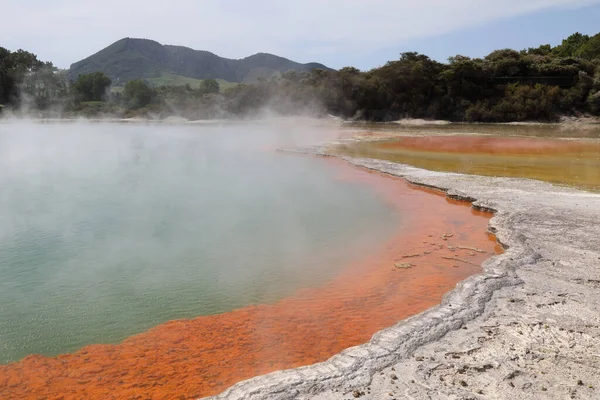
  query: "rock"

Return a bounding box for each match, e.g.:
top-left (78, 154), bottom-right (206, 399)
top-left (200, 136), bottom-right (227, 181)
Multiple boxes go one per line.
top-left (521, 382), bottom-right (532, 390)
top-left (402, 253), bottom-right (421, 258)
top-left (394, 263), bottom-right (413, 270)
top-left (442, 256), bottom-right (479, 266)
top-left (457, 246), bottom-right (486, 253)
top-left (505, 370), bottom-right (521, 380)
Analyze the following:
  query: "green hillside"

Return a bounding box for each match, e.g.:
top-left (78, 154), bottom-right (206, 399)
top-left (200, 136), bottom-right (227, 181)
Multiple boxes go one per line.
top-left (145, 72), bottom-right (238, 91)
top-left (69, 38), bottom-right (332, 87)
top-left (241, 67), bottom-right (282, 84)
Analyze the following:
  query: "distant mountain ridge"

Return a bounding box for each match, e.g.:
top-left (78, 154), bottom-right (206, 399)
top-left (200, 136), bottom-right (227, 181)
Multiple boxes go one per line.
top-left (68, 38), bottom-right (332, 85)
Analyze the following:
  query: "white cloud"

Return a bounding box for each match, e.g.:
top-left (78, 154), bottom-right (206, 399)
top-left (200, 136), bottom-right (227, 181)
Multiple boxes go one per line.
top-left (1, 0), bottom-right (599, 68)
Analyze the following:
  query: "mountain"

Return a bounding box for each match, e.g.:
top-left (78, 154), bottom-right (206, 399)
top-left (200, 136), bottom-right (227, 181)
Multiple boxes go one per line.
top-left (68, 38), bottom-right (332, 86)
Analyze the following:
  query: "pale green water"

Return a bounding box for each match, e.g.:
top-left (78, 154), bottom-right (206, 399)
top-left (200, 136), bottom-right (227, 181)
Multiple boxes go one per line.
top-left (0, 122), bottom-right (400, 364)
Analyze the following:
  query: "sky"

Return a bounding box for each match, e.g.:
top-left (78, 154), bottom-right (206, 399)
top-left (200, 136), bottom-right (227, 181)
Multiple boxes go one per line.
top-left (2, 0), bottom-right (600, 70)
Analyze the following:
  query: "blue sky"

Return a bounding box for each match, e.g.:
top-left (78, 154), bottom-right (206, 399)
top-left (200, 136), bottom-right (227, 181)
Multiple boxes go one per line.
top-left (2, 0), bottom-right (600, 70)
top-left (356, 3), bottom-right (600, 70)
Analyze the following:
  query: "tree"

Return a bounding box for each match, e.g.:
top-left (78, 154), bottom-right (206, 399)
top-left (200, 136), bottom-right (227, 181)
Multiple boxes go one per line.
top-left (440, 55), bottom-right (487, 118)
top-left (485, 49), bottom-right (521, 62)
top-left (484, 49), bottom-right (525, 77)
top-left (0, 47), bottom-right (16, 104)
top-left (199, 79), bottom-right (220, 94)
top-left (339, 66), bottom-right (361, 75)
top-left (123, 79), bottom-right (154, 109)
top-left (525, 44), bottom-right (552, 56)
top-left (20, 65), bottom-right (68, 109)
top-left (368, 52), bottom-right (445, 119)
top-left (281, 70), bottom-right (299, 83)
top-left (73, 72), bottom-right (112, 101)
top-left (0, 47), bottom-right (46, 105)
top-left (553, 32), bottom-right (590, 57)
top-left (575, 33), bottom-right (600, 60)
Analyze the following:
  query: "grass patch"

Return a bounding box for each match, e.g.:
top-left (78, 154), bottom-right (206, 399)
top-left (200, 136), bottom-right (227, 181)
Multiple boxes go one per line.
top-left (110, 72), bottom-right (238, 93)
top-left (146, 72), bottom-right (238, 92)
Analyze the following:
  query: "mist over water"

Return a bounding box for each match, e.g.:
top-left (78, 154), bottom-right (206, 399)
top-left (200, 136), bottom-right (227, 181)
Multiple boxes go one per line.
top-left (0, 121), bottom-right (400, 364)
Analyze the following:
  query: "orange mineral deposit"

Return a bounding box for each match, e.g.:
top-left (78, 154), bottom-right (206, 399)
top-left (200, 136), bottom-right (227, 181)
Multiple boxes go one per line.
top-left (332, 135), bottom-right (600, 190)
top-left (0, 159), bottom-right (500, 400)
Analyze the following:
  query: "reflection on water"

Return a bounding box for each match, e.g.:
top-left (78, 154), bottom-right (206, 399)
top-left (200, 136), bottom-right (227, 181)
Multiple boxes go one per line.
top-left (332, 125), bottom-right (600, 191)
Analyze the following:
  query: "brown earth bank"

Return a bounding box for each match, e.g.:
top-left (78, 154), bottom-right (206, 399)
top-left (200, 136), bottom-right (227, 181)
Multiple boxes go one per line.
top-left (0, 159), bottom-right (500, 400)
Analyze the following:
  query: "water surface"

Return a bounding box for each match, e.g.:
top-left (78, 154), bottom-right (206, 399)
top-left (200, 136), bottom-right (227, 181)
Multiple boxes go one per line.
top-left (0, 122), bottom-right (400, 363)
top-left (333, 124), bottom-right (600, 191)
top-left (0, 159), bottom-right (499, 400)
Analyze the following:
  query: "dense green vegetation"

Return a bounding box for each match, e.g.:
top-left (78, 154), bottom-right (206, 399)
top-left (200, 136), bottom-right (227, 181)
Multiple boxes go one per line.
top-left (220, 32), bottom-right (600, 122)
top-left (3, 32), bottom-right (600, 121)
top-left (142, 72), bottom-right (238, 92)
top-left (72, 72), bottom-right (112, 101)
top-left (0, 48), bottom-right (67, 109)
top-left (123, 79), bottom-right (154, 109)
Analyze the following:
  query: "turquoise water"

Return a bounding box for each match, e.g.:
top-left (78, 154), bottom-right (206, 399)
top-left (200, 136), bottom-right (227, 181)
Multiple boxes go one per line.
top-left (0, 122), bottom-right (400, 364)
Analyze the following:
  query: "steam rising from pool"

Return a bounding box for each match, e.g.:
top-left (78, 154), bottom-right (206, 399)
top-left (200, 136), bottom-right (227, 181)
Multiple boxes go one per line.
top-left (0, 121), bottom-right (400, 363)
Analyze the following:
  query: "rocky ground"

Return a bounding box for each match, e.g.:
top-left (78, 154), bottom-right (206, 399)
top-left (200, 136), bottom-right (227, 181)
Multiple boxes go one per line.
top-left (206, 153), bottom-right (600, 400)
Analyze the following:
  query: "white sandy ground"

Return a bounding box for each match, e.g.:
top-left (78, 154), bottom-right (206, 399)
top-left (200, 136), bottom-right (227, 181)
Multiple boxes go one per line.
top-left (202, 146), bottom-right (600, 400)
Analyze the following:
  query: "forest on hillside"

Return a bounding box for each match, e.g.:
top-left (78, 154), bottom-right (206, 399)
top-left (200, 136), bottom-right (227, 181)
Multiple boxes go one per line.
top-left (2, 32), bottom-right (600, 122)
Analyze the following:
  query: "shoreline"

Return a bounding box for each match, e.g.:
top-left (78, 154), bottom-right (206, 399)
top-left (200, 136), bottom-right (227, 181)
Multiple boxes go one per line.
top-left (0, 158), bottom-right (497, 399)
top-left (1, 115), bottom-right (600, 127)
top-left (207, 150), bottom-right (600, 399)
top-left (329, 135), bottom-right (600, 192)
